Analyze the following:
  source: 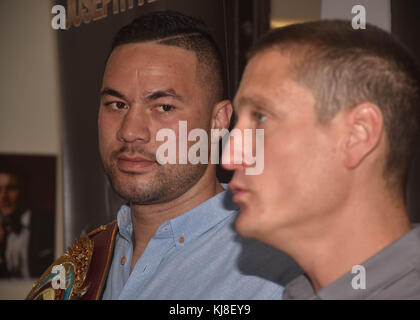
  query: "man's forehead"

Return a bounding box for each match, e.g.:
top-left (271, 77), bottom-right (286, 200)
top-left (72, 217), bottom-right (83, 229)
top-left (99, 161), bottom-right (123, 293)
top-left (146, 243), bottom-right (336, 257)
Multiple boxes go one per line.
top-left (248, 49), bottom-right (293, 77)
top-left (106, 41), bottom-right (197, 67)
top-left (104, 42), bottom-right (198, 82)
top-left (237, 51), bottom-right (293, 97)
top-left (235, 52), bottom-right (315, 114)
top-left (102, 42), bottom-right (200, 97)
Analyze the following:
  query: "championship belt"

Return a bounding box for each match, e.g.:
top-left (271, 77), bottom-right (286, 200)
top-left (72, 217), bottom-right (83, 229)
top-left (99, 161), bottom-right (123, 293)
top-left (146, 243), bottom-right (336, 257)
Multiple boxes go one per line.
top-left (26, 220), bottom-right (118, 300)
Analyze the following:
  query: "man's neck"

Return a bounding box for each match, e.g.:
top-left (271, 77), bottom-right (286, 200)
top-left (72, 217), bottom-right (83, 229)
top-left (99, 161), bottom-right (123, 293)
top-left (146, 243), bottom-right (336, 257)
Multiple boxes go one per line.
top-left (128, 167), bottom-right (224, 272)
top-left (271, 184), bottom-right (411, 293)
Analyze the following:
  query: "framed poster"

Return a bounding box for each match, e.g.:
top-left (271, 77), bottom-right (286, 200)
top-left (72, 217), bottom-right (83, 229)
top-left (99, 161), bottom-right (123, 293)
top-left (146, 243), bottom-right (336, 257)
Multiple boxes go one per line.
top-left (0, 154), bottom-right (56, 280)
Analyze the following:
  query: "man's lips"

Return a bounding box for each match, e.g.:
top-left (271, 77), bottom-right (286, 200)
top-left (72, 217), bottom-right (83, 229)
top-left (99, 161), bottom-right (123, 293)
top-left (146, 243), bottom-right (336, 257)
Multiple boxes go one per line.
top-left (116, 154), bottom-right (156, 173)
top-left (229, 182), bottom-right (249, 202)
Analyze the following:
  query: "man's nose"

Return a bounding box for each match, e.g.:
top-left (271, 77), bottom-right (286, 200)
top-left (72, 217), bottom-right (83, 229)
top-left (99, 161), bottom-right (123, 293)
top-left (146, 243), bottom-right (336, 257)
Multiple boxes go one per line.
top-left (221, 125), bottom-right (248, 171)
top-left (117, 105), bottom-right (151, 143)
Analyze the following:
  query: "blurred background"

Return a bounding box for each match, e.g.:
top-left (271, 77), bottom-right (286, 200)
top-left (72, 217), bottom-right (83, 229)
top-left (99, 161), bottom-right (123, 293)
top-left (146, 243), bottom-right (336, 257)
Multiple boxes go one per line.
top-left (0, 0), bottom-right (419, 299)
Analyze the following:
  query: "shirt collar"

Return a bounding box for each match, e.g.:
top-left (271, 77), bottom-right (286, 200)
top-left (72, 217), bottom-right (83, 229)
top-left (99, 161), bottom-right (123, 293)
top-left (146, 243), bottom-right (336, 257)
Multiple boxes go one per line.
top-left (284, 226), bottom-right (420, 299)
top-left (116, 205), bottom-right (133, 241)
top-left (115, 184), bottom-right (238, 246)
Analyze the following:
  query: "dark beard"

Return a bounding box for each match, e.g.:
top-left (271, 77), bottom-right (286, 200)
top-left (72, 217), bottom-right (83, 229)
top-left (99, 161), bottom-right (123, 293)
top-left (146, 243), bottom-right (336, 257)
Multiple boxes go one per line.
top-left (104, 160), bottom-right (208, 205)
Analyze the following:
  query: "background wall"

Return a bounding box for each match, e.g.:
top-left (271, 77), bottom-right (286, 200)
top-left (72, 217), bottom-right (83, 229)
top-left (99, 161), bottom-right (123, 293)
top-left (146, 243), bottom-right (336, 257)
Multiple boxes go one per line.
top-left (271, 0), bottom-right (321, 28)
top-left (0, 0), bottom-right (63, 299)
top-left (321, 0), bottom-right (391, 31)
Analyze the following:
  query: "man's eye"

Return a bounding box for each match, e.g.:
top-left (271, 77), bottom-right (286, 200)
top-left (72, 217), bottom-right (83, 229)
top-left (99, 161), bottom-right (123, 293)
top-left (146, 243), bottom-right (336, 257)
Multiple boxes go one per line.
top-left (156, 104), bottom-right (175, 113)
top-left (105, 101), bottom-right (127, 110)
top-left (253, 112), bottom-right (267, 123)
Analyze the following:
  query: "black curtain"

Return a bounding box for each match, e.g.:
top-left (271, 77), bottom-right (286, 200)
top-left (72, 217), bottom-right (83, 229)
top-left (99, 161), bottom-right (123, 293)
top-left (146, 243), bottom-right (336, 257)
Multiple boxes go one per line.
top-left (54, 0), bottom-right (270, 247)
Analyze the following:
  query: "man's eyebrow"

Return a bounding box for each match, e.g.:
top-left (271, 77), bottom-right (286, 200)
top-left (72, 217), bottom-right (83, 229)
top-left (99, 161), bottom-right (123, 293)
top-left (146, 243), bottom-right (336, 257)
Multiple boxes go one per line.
top-left (100, 88), bottom-right (127, 101)
top-left (145, 89), bottom-right (184, 102)
top-left (234, 95), bottom-right (270, 110)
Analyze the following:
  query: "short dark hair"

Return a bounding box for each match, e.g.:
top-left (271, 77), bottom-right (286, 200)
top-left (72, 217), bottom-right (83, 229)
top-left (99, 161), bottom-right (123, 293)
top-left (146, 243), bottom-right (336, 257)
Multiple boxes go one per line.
top-left (110, 10), bottom-right (224, 105)
top-left (248, 20), bottom-right (420, 191)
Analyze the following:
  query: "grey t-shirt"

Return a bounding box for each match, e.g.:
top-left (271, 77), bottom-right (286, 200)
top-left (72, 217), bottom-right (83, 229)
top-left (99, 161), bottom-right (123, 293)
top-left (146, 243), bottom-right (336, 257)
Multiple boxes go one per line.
top-left (283, 226), bottom-right (420, 300)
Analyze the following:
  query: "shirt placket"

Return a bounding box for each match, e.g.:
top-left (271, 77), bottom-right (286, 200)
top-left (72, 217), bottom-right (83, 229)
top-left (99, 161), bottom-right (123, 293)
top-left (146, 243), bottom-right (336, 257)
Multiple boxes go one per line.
top-left (118, 223), bottom-right (176, 299)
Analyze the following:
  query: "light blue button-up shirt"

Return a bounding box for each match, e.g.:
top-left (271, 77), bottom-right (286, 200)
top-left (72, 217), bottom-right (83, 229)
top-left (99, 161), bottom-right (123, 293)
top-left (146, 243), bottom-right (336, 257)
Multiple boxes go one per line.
top-left (102, 187), bottom-right (301, 299)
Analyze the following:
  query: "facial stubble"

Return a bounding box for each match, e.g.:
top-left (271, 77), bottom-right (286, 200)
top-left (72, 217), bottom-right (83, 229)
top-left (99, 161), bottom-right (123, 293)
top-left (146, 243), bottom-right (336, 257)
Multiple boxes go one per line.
top-left (104, 156), bottom-right (208, 205)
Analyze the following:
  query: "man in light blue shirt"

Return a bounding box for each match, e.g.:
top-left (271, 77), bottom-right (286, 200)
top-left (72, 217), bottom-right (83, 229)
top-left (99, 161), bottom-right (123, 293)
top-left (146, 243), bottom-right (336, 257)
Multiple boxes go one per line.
top-left (103, 186), bottom-right (300, 299)
top-left (97, 11), bottom-right (300, 299)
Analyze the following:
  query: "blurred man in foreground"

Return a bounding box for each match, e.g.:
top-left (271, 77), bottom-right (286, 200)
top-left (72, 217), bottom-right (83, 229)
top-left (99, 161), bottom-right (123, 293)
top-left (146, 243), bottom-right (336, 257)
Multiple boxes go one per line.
top-left (223, 20), bottom-right (420, 299)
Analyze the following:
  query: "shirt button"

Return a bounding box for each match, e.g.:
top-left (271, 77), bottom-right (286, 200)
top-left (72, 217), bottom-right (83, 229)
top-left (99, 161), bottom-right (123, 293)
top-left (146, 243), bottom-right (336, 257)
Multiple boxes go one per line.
top-left (178, 236), bottom-right (184, 244)
top-left (121, 256), bottom-right (127, 265)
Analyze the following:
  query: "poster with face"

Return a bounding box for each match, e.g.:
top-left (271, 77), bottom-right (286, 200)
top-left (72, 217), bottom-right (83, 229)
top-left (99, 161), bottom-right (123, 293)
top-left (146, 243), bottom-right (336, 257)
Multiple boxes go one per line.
top-left (0, 154), bottom-right (56, 280)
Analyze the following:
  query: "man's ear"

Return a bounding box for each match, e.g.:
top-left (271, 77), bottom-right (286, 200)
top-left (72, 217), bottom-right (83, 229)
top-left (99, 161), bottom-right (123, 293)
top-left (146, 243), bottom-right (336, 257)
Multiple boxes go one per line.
top-left (211, 100), bottom-right (233, 131)
top-left (341, 103), bottom-right (384, 169)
